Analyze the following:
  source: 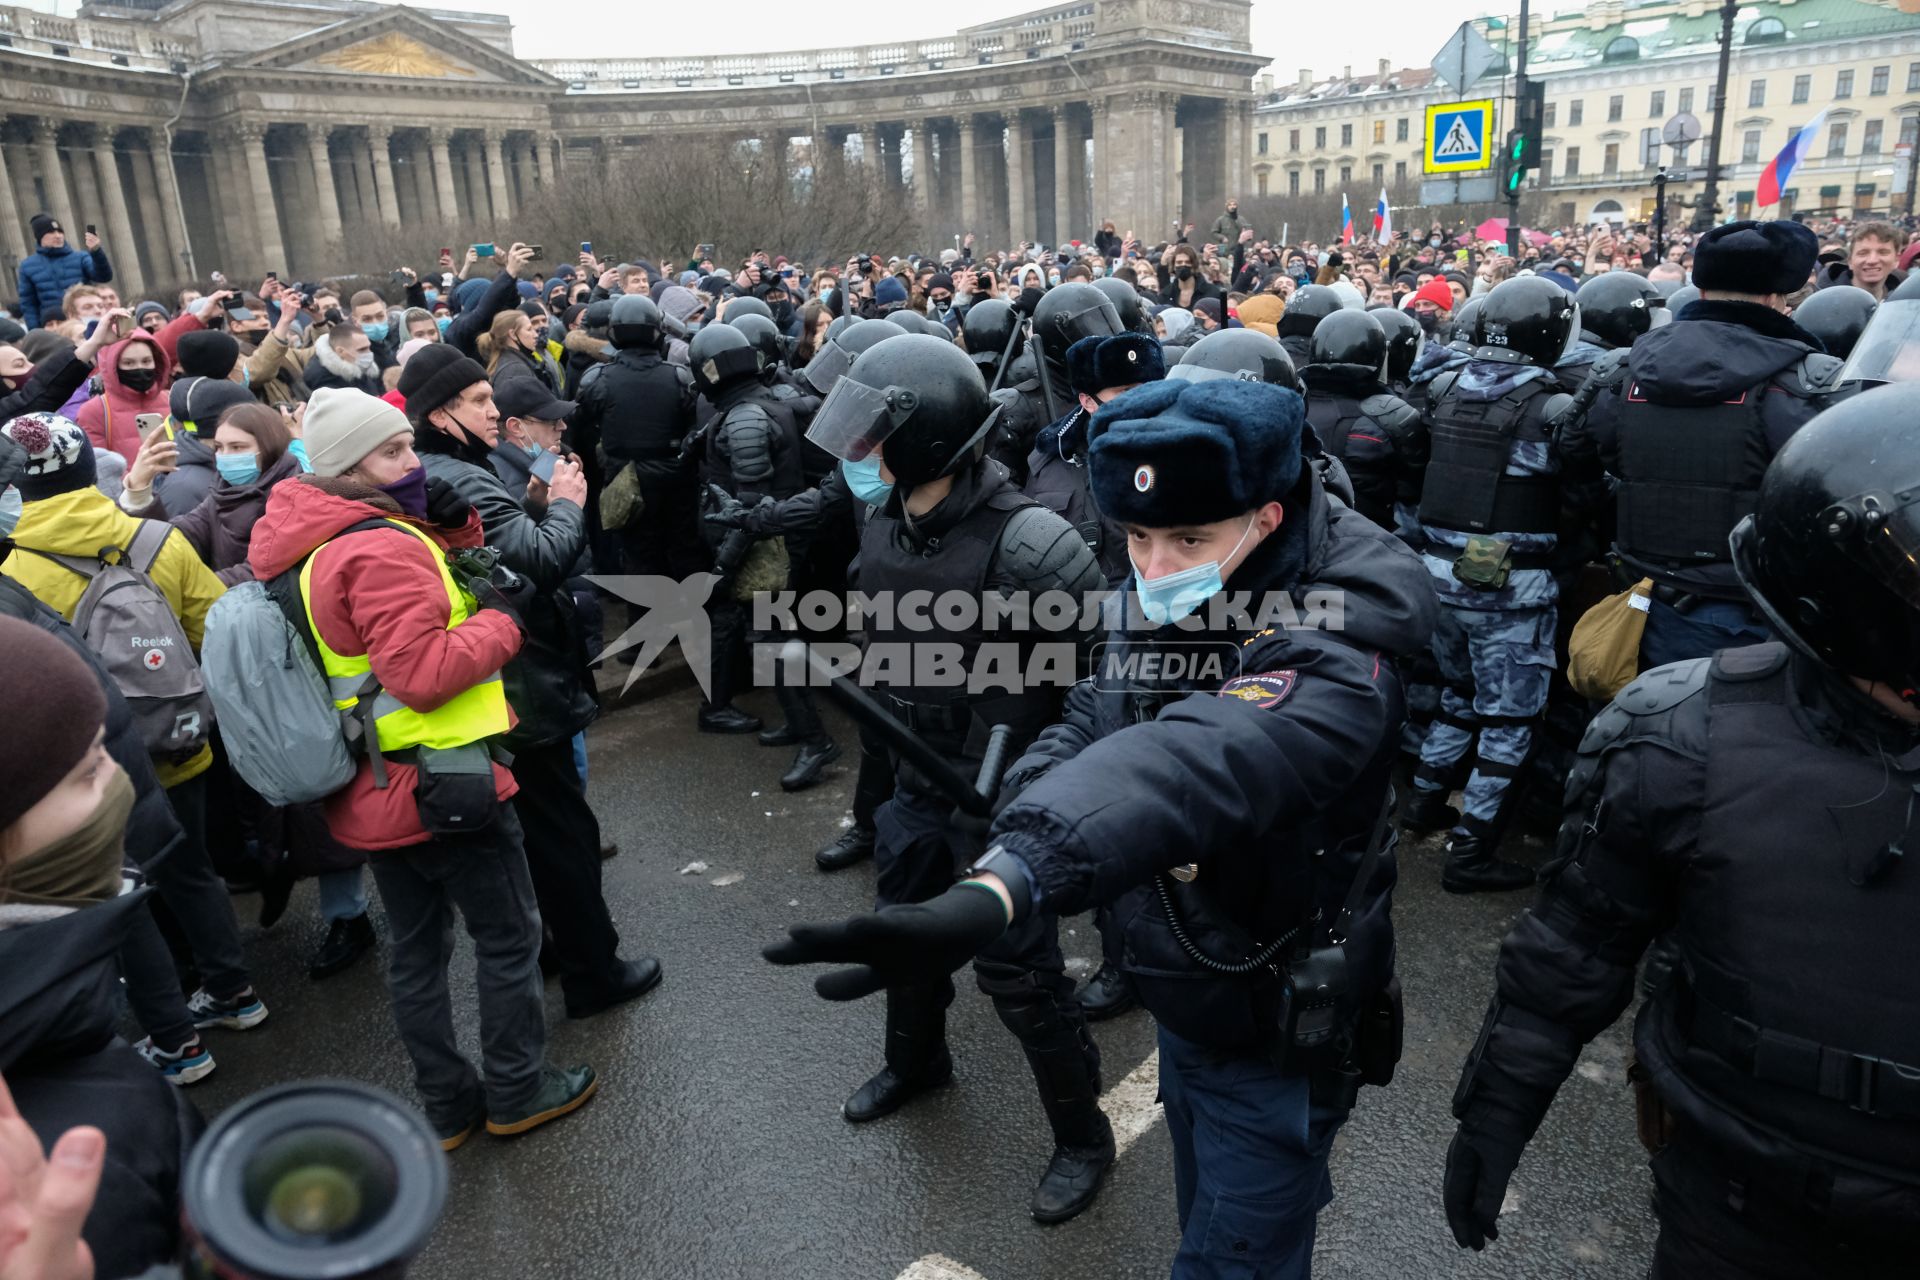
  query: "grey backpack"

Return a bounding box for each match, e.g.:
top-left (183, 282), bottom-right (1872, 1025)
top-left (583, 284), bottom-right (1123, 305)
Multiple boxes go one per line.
top-left (25, 522), bottom-right (215, 763)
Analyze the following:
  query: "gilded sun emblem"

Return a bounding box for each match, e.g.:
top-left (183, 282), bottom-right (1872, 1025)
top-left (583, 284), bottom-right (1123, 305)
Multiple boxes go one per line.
top-left (314, 33), bottom-right (476, 78)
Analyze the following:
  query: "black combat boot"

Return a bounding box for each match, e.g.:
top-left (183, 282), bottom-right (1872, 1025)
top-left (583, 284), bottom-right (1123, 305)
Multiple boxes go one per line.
top-left (815, 825), bottom-right (876, 872)
top-left (995, 996), bottom-right (1116, 1224)
top-left (1077, 961), bottom-right (1137, 1022)
top-left (697, 702), bottom-right (763, 734)
top-left (844, 985), bottom-right (954, 1123)
top-left (774, 684), bottom-right (838, 791)
top-left (1400, 785), bottom-right (1461, 836)
top-left (1441, 818), bottom-right (1536, 894)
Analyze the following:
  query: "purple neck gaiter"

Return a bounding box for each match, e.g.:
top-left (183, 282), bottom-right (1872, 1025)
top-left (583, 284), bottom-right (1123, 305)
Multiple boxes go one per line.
top-left (376, 465), bottom-right (429, 519)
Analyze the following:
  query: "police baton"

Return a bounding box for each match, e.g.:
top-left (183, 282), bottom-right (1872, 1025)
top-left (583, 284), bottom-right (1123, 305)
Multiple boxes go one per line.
top-left (779, 639), bottom-right (1013, 816)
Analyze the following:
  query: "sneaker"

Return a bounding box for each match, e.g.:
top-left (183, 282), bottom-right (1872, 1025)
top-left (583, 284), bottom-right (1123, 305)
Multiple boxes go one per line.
top-left (188, 986), bottom-right (269, 1031)
top-left (437, 1097), bottom-right (487, 1152)
top-left (135, 1035), bottom-right (216, 1086)
top-left (486, 1064), bottom-right (598, 1138)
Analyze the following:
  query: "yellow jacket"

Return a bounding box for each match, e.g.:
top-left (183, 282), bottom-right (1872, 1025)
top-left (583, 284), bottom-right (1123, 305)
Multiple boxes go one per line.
top-left (2, 487), bottom-right (229, 786)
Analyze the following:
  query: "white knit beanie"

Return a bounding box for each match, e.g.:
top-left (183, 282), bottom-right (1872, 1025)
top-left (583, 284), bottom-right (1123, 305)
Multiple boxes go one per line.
top-left (302, 387), bottom-right (411, 478)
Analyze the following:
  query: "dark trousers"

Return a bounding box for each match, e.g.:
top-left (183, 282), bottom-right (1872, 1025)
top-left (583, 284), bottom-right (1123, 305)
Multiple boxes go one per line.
top-left (367, 808), bottom-right (546, 1130)
top-left (509, 739), bottom-right (622, 995)
top-left (146, 774), bottom-right (250, 998)
top-left (1648, 1137), bottom-right (1920, 1280)
top-left (119, 904), bottom-right (197, 1051)
top-left (1159, 1026), bottom-right (1346, 1280)
top-left (851, 720), bottom-right (895, 831)
top-left (872, 782), bottom-right (964, 1073)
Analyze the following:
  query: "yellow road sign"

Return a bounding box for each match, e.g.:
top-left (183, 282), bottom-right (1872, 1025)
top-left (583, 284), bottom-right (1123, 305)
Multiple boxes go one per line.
top-left (1426, 100), bottom-right (1496, 174)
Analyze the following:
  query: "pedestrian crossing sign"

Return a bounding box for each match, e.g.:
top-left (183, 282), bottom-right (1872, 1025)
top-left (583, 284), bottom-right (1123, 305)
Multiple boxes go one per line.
top-left (1425, 100), bottom-right (1495, 173)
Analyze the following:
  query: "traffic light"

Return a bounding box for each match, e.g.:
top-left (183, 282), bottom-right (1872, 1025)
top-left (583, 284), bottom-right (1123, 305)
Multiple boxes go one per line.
top-left (1505, 131), bottom-right (1528, 194)
top-left (1506, 81), bottom-right (1546, 194)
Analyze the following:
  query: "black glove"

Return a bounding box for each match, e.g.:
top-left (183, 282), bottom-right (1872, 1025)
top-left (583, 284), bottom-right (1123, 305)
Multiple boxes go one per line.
top-left (701, 483), bottom-right (776, 533)
top-left (425, 475), bottom-right (472, 529)
top-left (764, 882), bottom-right (1010, 1001)
top-left (1443, 1128), bottom-right (1520, 1251)
top-left (470, 572), bottom-right (538, 636)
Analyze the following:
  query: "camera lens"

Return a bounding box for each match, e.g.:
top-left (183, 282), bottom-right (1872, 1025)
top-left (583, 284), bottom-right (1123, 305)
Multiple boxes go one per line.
top-left (185, 1081), bottom-right (447, 1280)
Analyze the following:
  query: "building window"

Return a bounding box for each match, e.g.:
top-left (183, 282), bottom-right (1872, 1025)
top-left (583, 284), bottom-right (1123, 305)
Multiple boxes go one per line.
top-left (1650, 90), bottom-right (1665, 117)
top-left (1341, 123), bottom-right (1353, 147)
top-left (1640, 127), bottom-right (1660, 166)
top-left (1835, 69), bottom-right (1853, 99)
top-left (1545, 100), bottom-right (1557, 128)
top-left (1258, 132), bottom-right (1269, 155)
top-left (1289, 128), bottom-right (1300, 151)
top-left (1340, 163), bottom-right (1352, 185)
top-left (1904, 117), bottom-right (1920, 147)
top-left (1670, 139), bottom-right (1692, 165)
top-left (1742, 129), bottom-right (1761, 163)
top-left (1395, 160), bottom-right (1407, 182)
top-left (1748, 79), bottom-right (1766, 107)
top-left (1569, 99), bottom-right (1584, 126)
top-left (1289, 170), bottom-right (1301, 196)
top-left (1315, 126), bottom-right (1326, 149)
top-left (1372, 120), bottom-right (1385, 144)
top-left (1313, 168), bottom-right (1325, 193)
top-left (1372, 161), bottom-right (1384, 185)
top-left (1862, 119), bottom-right (1883, 155)
top-left (1792, 74), bottom-right (1810, 103)
top-left (1565, 146), bottom-right (1580, 177)
top-left (1828, 121), bottom-right (1848, 156)
top-left (1870, 65), bottom-right (1888, 95)
top-left (1603, 142), bottom-right (1619, 174)
top-left (1396, 117), bottom-right (1409, 142)
top-left (1257, 171), bottom-right (1269, 196)
top-left (1608, 94), bottom-right (1623, 122)
top-left (1910, 62), bottom-right (1920, 93)
top-left (1678, 87), bottom-right (1694, 114)
top-left (1540, 149), bottom-right (1554, 184)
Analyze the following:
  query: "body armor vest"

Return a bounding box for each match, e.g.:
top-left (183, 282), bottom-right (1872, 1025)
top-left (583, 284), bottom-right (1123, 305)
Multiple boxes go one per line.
top-left (1418, 379), bottom-right (1559, 536)
top-left (1306, 392), bottom-right (1394, 528)
top-left (1613, 378), bottom-right (1771, 566)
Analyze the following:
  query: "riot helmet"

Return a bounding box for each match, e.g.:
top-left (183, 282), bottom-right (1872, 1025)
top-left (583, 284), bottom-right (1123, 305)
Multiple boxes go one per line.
top-left (1327, 281), bottom-right (1366, 312)
top-left (1030, 282), bottom-right (1123, 373)
top-left (1278, 285), bottom-right (1341, 339)
top-left (582, 299), bottom-right (614, 337)
top-left (1471, 277), bottom-right (1580, 369)
top-left (723, 295), bottom-right (773, 323)
top-left (1446, 297), bottom-right (1485, 352)
top-left (1793, 285), bottom-right (1878, 361)
top-left (1836, 271), bottom-right (1920, 387)
top-left (1166, 328), bottom-right (1299, 391)
top-left (1667, 283), bottom-right (1701, 313)
top-left (801, 318), bottom-right (870, 393)
top-left (728, 312), bottom-right (785, 379)
top-left (688, 323), bottom-right (764, 395)
top-left (1309, 310), bottom-right (1388, 378)
top-left (962, 299), bottom-right (1024, 375)
top-left (885, 310), bottom-right (949, 338)
top-left (825, 313), bottom-right (860, 344)
top-left (805, 334), bottom-right (998, 488)
top-left (608, 293), bottom-right (664, 350)
top-left (1093, 277), bottom-right (1150, 335)
top-left (1575, 272), bottom-right (1660, 349)
top-left (1732, 383), bottom-right (1920, 698)
top-left (1371, 306), bottom-right (1425, 383)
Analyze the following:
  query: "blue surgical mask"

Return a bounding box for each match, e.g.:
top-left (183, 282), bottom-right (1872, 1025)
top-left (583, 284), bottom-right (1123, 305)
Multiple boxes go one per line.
top-left (215, 452), bottom-right (260, 486)
top-left (239, 364), bottom-right (251, 388)
top-left (435, 315), bottom-right (451, 335)
top-left (840, 455), bottom-right (893, 507)
top-left (0, 486), bottom-right (20, 539)
top-left (424, 289), bottom-right (440, 305)
top-left (1130, 516), bottom-right (1258, 627)
top-left (363, 320), bottom-right (390, 343)
top-left (287, 438), bottom-right (312, 472)
top-left (523, 442), bottom-right (543, 460)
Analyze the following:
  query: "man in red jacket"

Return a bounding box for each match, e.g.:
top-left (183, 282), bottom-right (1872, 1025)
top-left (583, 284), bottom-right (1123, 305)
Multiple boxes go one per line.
top-left (248, 387), bottom-right (597, 1149)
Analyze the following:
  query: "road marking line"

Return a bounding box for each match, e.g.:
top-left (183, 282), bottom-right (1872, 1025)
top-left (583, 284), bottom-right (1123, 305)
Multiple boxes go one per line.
top-left (897, 1256), bottom-right (990, 1280)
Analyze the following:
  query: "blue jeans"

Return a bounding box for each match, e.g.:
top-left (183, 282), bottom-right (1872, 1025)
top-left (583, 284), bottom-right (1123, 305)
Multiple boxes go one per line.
top-left (318, 867), bottom-right (367, 922)
top-left (1158, 1027), bottom-right (1347, 1279)
top-left (1639, 597), bottom-right (1768, 671)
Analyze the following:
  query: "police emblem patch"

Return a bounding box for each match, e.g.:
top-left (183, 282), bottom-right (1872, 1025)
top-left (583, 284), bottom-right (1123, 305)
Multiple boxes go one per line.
top-left (1134, 464), bottom-right (1155, 492)
top-left (1217, 670), bottom-right (1296, 709)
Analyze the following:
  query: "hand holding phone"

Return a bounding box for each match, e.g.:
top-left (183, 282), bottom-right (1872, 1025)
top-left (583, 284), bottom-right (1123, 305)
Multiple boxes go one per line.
top-left (473, 243), bottom-right (497, 258)
top-left (134, 413), bottom-right (168, 440)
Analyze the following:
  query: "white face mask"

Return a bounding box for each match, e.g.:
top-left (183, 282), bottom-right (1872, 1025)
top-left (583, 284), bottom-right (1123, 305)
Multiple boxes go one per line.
top-left (0, 486), bottom-right (20, 539)
top-left (1128, 515), bottom-right (1259, 627)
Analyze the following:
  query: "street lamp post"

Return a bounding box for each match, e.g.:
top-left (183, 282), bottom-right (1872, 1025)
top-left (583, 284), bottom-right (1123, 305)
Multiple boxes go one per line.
top-left (1693, 0), bottom-right (1739, 231)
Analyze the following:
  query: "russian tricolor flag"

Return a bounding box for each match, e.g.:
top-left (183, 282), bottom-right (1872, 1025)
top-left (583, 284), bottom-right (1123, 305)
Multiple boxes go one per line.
top-left (1373, 189), bottom-right (1392, 244)
top-left (1340, 193), bottom-right (1353, 244)
top-left (1757, 109), bottom-right (1828, 208)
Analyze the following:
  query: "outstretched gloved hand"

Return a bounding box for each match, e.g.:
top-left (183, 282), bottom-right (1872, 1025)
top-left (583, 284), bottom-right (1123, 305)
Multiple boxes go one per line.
top-left (764, 882), bottom-right (1010, 1001)
top-left (1442, 1127), bottom-right (1522, 1251)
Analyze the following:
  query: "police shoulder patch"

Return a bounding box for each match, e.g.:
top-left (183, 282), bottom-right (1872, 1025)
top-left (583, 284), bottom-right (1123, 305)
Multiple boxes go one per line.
top-left (1217, 670), bottom-right (1296, 709)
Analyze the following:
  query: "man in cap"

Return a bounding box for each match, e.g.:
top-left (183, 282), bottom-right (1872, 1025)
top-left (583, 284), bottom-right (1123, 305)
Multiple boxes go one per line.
top-left (15, 215), bottom-right (112, 331)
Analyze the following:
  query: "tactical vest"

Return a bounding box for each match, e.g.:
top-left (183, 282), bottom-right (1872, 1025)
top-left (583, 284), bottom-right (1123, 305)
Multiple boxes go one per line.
top-left (1024, 443), bottom-right (1127, 584)
top-left (1654, 644), bottom-right (1920, 1180)
top-left (1417, 378), bottom-right (1559, 539)
top-left (298, 522), bottom-right (511, 753)
top-left (1612, 376), bottom-right (1771, 566)
top-left (1306, 392), bottom-right (1394, 528)
top-left (858, 478), bottom-right (1057, 753)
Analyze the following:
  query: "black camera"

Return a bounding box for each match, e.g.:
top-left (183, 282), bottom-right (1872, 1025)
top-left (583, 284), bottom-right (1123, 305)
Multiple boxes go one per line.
top-left (181, 1080), bottom-right (447, 1280)
top-left (323, 307), bottom-right (345, 326)
top-left (853, 255), bottom-right (872, 276)
top-left (446, 544), bottom-right (524, 596)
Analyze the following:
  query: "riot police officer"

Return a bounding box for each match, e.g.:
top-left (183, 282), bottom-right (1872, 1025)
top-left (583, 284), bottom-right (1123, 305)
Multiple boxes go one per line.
top-left (1402, 277), bottom-right (1578, 892)
top-left (1557, 272), bottom-right (1660, 393)
top-left (770, 376), bottom-right (1435, 1272)
top-left (1092, 275), bottom-right (1154, 337)
top-left (962, 298), bottom-right (1024, 391)
top-left (1792, 283), bottom-right (1877, 362)
top-left (1564, 219), bottom-right (1837, 668)
top-left (1298, 310), bottom-right (1422, 531)
top-left (800, 333), bottom-right (1112, 1223)
top-left (991, 283), bottom-right (1125, 486)
top-left (1276, 283), bottom-right (1341, 369)
top-left (1445, 383), bottom-right (1920, 1278)
top-left (1371, 305), bottom-right (1425, 401)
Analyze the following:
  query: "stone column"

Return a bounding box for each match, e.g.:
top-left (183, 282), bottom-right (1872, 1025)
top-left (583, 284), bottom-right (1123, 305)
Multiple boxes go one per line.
top-left (1163, 95), bottom-right (1182, 239)
top-left (0, 129), bottom-right (28, 269)
top-left (1066, 108), bottom-right (1088, 243)
top-left (28, 120), bottom-right (71, 233)
top-left (1052, 105), bottom-right (1074, 247)
top-left (367, 125), bottom-right (400, 227)
top-left (1089, 98), bottom-right (1110, 229)
top-left (1006, 111), bottom-right (1031, 247)
top-left (144, 131), bottom-right (190, 279)
top-left (427, 127), bottom-right (459, 224)
top-left (913, 121), bottom-right (936, 235)
top-left (69, 131), bottom-right (103, 241)
top-left (486, 130), bottom-right (513, 221)
top-left (308, 125), bottom-right (344, 251)
top-left (207, 128), bottom-right (250, 276)
top-left (958, 114), bottom-right (978, 236)
top-left (1224, 99), bottom-right (1247, 205)
top-left (125, 132), bottom-right (166, 283)
top-left (533, 134), bottom-right (554, 191)
top-left (90, 131), bottom-right (143, 297)
top-left (346, 134), bottom-right (373, 224)
top-left (239, 123), bottom-right (288, 277)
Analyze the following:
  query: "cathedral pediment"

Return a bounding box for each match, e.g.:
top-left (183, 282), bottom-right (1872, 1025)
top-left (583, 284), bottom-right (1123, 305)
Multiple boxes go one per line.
top-left (235, 5), bottom-right (558, 87)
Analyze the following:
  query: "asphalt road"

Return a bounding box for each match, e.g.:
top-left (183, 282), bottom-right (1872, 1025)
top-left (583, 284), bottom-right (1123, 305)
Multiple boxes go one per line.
top-left (189, 683), bottom-right (1658, 1279)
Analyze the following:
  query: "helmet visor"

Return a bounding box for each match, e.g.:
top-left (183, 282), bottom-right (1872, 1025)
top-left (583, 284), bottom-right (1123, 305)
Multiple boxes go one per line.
top-left (801, 341), bottom-right (854, 394)
top-left (1837, 487), bottom-right (1920, 614)
top-left (1166, 364), bottom-right (1264, 385)
top-left (1837, 299), bottom-right (1920, 388)
top-left (805, 378), bottom-right (911, 463)
top-left (1046, 303), bottom-right (1123, 349)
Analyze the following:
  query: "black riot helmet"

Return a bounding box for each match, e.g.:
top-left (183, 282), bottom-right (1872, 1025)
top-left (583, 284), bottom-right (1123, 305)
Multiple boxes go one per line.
top-left (801, 317), bottom-right (875, 393)
top-left (688, 323), bottom-right (764, 395)
top-left (1309, 309), bottom-right (1388, 375)
top-left (608, 293), bottom-right (664, 350)
top-left (1793, 285), bottom-right (1878, 361)
top-left (805, 334), bottom-right (998, 488)
top-left (1371, 306), bottom-right (1425, 383)
top-left (1446, 297), bottom-right (1485, 352)
top-left (1278, 285), bottom-right (1341, 339)
top-left (1092, 277), bottom-right (1150, 335)
top-left (1732, 384), bottom-right (1920, 699)
top-left (1837, 271), bottom-right (1920, 388)
top-left (582, 299), bottom-right (614, 337)
top-left (825, 313), bottom-right (860, 344)
top-left (728, 312), bottom-right (785, 378)
top-left (1472, 277), bottom-right (1580, 369)
top-left (1667, 283), bottom-right (1701, 313)
top-left (886, 310), bottom-right (950, 338)
top-left (1029, 282), bottom-right (1123, 373)
top-left (962, 299), bottom-right (1024, 375)
top-left (723, 295), bottom-right (773, 323)
top-left (1575, 272), bottom-right (1660, 349)
top-left (1166, 328), bottom-right (1299, 391)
